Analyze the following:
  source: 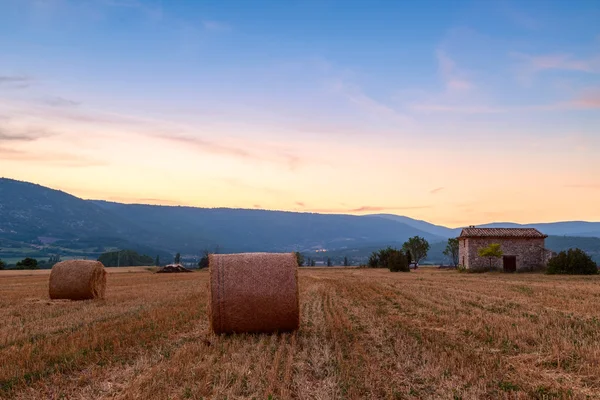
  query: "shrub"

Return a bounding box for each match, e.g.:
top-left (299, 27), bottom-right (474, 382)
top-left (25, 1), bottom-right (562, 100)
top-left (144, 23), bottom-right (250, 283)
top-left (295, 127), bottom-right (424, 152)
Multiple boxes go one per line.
top-left (368, 247), bottom-right (409, 272)
top-left (547, 248), bottom-right (597, 275)
top-left (0, 259), bottom-right (5, 270)
top-left (294, 252), bottom-right (304, 267)
top-left (15, 257), bottom-right (38, 270)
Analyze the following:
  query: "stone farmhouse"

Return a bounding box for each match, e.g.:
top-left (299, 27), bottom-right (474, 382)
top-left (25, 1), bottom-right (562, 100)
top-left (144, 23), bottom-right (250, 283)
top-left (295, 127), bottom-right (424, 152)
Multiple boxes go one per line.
top-left (458, 227), bottom-right (554, 272)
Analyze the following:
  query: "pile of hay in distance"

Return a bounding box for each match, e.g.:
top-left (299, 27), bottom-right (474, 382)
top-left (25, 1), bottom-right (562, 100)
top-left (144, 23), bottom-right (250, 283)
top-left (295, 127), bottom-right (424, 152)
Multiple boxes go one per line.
top-left (209, 252), bottom-right (299, 334)
top-left (49, 260), bottom-right (107, 300)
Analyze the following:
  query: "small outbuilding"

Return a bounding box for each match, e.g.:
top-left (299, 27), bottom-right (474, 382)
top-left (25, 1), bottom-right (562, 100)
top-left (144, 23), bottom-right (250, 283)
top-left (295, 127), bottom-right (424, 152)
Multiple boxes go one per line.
top-left (458, 227), bottom-right (554, 272)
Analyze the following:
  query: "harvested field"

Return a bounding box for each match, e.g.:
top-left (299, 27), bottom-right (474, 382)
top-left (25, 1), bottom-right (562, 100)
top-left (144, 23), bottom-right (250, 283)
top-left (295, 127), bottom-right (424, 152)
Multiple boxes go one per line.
top-left (1, 268), bottom-right (600, 399)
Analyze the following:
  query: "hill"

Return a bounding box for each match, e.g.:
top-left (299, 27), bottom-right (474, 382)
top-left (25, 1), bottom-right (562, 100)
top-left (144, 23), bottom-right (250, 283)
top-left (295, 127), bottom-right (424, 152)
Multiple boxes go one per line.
top-left (0, 178), bottom-right (442, 259)
top-left (1, 178), bottom-right (599, 263)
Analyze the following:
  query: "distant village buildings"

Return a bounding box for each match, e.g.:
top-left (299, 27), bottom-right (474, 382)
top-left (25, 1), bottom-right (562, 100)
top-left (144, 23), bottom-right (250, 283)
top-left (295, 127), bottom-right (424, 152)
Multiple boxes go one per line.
top-left (458, 227), bottom-right (554, 272)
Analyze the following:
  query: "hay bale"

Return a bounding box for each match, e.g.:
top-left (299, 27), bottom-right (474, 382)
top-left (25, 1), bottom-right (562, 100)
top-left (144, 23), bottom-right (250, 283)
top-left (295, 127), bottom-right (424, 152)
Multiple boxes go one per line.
top-left (209, 252), bottom-right (299, 334)
top-left (49, 260), bottom-right (107, 300)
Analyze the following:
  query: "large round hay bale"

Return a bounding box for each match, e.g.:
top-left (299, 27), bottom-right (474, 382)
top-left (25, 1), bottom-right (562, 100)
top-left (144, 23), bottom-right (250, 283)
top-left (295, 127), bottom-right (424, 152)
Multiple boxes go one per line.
top-left (49, 260), bottom-right (107, 300)
top-left (209, 252), bottom-right (299, 334)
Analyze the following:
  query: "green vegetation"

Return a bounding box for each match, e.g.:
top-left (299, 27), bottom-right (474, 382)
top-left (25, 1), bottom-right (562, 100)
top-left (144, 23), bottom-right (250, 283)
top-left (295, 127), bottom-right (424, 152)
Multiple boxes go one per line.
top-left (294, 252), bottom-right (304, 267)
top-left (0, 259), bottom-right (5, 270)
top-left (478, 243), bottom-right (503, 270)
top-left (402, 236), bottom-right (430, 265)
top-left (98, 250), bottom-right (154, 267)
top-left (174, 253), bottom-right (181, 264)
top-left (547, 248), bottom-right (598, 275)
top-left (155, 255), bottom-right (160, 266)
top-left (368, 247), bottom-right (409, 272)
top-left (15, 257), bottom-right (38, 270)
top-left (326, 257), bottom-right (332, 267)
top-left (443, 238), bottom-right (459, 266)
top-left (343, 256), bottom-right (349, 266)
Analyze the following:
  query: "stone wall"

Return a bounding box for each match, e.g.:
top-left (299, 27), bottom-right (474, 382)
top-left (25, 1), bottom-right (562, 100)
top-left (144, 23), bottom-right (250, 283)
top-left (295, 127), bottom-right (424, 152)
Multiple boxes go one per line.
top-left (460, 237), bottom-right (546, 271)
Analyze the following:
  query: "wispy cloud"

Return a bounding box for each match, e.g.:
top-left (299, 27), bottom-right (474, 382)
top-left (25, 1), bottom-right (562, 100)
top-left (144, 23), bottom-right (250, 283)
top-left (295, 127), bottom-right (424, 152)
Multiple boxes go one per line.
top-left (42, 96), bottom-right (82, 107)
top-left (156, 134), bottom-right (304, 170)
top-left (563, 184), bottom-right (600, 190)
top-left (0, 146), bottom-right (106, 167)
top-left (332, 80), bottom-right (413, 126)
top-left (571, 88), bottom-right (600, 109)
top-left (410, 104), bottom-right (505, 114)
top-left (295, 201), bottom-right (306, 207)
top-left (0, 75), bottom-right (33, 89)
top-left (158, 134), bottom-right (254, 160)
top-left (202, 20), bottom-right (231, 32)
top-left (430, 187), bottom-right (445, 194)
top-left (513, 52), bottom-right (600, 74)
top-left (304, 205), bottom-right (431, 213)
top-left (437, 50), bottom-right (474, 92)
top-left (0, 126), bottom-right (54, 142)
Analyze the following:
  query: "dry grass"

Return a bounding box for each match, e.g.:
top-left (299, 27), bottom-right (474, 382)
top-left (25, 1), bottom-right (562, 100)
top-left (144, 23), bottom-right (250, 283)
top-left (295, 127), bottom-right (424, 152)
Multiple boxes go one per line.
top-left (1, 268), bottom-right (600, 399)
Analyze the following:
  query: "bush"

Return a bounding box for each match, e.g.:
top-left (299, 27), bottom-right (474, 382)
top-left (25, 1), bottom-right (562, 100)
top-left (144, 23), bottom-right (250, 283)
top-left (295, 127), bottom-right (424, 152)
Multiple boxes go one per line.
top-left (368, 247), bottom-right (409, 272)
top-left (547, 248), bottom-right (597, 275)
top-left (0, 259), bottom-right (5, 270)
top-left (15, 257), bottom-right (38, 270)
top-left (294, 251), bottom-right (304, 267)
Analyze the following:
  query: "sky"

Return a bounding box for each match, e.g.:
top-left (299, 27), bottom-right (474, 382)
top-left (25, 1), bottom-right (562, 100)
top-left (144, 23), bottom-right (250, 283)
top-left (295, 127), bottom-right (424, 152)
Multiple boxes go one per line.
top-left (0, 0), bottom-right (599, 227)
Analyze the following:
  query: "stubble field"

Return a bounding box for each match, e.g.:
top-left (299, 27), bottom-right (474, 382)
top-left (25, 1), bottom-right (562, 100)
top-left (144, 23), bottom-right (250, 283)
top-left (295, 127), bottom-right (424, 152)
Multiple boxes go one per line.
top-left (1, 268), bottom-right (600, 399)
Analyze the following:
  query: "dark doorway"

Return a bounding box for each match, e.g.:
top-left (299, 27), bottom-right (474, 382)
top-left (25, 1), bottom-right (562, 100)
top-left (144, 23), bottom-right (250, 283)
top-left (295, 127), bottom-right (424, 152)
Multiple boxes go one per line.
top-left (503, 256), bottom-right (517, 273)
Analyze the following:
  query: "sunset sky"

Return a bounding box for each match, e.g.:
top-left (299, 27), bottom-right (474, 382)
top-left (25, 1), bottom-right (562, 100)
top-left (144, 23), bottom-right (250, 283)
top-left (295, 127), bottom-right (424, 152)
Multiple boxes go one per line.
top-left (1, 0), bottom-right (599, 227)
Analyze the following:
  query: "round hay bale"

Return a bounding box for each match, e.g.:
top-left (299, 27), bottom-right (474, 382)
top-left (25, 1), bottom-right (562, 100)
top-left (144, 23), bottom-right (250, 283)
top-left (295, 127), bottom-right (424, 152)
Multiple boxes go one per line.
top-left (209, 252), bottom-right (299, 334)
top-left (49, 260), bottom-right (107, 300)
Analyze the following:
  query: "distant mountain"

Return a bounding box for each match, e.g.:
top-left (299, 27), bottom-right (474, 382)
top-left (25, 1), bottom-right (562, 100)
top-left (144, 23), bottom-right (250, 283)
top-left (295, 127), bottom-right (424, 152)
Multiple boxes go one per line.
top-left (0, 178), bottom-right (442, 258)
top-left (477, 222), bottom-right (600, 238)
top-left (369, 215), bottom-right (600, 240)
top-left (91, 201), bottom-right (444, 253)
top-left (1, 178), bottom-right (599, 264)
top-left (367, 214), bottom-right (460, 238)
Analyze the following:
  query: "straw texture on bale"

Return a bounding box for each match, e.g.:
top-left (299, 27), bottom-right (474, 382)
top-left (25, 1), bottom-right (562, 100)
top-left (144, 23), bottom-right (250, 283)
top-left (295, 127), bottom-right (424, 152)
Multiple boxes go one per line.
top-left (49, 260), bottom-right (107, 300)
top-left (209, 252), bottom-right (299, 334)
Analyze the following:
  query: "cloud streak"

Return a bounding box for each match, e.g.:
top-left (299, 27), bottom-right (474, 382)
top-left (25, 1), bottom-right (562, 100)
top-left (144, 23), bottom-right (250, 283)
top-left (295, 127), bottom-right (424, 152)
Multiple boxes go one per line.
top-left (513, 52), bottom-right (600, 74)
top-left (42, 96), bottom-right (82, 107)
top-left (0, 147), bottom-right (106, 167)
top-left (0, 127), bottom-right (54, 142)
top-left (303, 205), bottom-right (431, 214)
top-left (156, 134), bottom-right (305, 170)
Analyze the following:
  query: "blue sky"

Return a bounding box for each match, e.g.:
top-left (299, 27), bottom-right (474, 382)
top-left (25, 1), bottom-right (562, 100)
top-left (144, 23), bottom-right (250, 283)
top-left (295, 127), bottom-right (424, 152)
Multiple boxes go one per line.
top-left (1, 0), bottom-right (599, 226)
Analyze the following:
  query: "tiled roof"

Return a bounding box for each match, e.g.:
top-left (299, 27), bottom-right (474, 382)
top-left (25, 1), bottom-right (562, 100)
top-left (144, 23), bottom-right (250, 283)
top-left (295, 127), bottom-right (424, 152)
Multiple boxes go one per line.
top-left (459, 227), bottom-right (547, 239)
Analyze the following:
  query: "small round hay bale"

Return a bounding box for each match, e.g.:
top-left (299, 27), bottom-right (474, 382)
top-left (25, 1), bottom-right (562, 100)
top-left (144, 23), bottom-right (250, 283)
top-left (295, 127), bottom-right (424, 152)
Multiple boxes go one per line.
top-left (209, 252), bottom-right (299, 334)
top-left (49, 260), bottom-right (107, 300)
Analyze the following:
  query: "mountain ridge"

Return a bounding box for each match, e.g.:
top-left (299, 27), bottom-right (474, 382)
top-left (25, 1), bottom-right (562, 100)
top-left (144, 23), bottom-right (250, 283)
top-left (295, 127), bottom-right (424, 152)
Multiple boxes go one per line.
top-left (1, 178), bottom-right (599, 264)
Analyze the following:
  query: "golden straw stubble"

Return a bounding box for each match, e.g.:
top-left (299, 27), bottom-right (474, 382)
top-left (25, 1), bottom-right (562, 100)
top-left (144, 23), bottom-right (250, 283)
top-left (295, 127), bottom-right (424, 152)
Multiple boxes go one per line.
top-left (49, 260), bottom-right (107, 300)
top-left (209, 252), bottom-right (299, 334)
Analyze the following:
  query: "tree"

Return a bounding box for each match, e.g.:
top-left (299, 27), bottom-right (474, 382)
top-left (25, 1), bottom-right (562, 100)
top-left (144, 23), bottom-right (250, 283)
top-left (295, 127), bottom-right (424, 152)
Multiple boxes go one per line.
top-left (310, 259), bottom-right (316, 266)
top-left (294, 252), bottom-right (305, 267)
top-left (343, 256), bottom-right (349, 267)
top-left (368, 247), bottom-right (409, 272)
top-left (443, 238), bottom-right (459, 267)
top-left (155, 255), bottom-right (160, 266)
top-left (98, 250), bottom-right (154, 267)
top-left (327, 257), bottom-right (332, 267)
top-left (478, 243), bottom-right (503, 270)
top-left (405, 250), bottom-right (412, 264)
top-left (547, 248), bottom-right (597, 275)
top-left (174, 253), bottom-right (181, 264)
top-left (0, 259), bottom-right (5, 270)
top-left (16, 257), bottom-right (38, 270)
top-left (402, 236), bottom-right (430, 265)
top-left (388, 250), bottom-right (409, 272)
